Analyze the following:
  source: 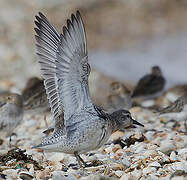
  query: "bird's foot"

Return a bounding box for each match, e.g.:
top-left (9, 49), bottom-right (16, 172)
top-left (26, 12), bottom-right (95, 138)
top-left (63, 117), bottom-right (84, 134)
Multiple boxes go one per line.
top-left (163, 119), bottom-right (180, 130)
top-left (74, 152), bottom-right (86, 169)
top-left (8, 133), bottom-right (17, 148)
top-left (68, 160), bottom-right (103, 169)
top-left (73, 152), bottom-right (103, 169)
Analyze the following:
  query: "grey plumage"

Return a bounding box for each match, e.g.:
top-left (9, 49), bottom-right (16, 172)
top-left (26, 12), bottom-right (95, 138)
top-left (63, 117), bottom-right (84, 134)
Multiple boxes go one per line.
top-left (33, 11), bottom-right (144, 167)
top-left (107, 81), bottom-right (132, 110)
top-left (158, 95), bottom-right (187, 130)
top-left (159, 95), bottom-right (187, 118)
top-left (0, 93), bottom-right (24, 137)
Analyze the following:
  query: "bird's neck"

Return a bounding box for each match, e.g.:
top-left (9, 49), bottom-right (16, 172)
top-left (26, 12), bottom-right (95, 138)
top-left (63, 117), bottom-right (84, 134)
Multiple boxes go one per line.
top-left (108, 113), bottom-right (121, 133)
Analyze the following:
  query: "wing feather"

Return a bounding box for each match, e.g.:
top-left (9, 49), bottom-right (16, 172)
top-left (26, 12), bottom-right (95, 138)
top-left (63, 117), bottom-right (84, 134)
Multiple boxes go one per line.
top-left (35, 13), bottom-right (63, 124)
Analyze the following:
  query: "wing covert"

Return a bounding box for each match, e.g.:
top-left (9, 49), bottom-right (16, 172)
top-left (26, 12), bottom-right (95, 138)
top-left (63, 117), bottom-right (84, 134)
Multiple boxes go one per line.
top-left (55, 11), bottom-right (94, 122)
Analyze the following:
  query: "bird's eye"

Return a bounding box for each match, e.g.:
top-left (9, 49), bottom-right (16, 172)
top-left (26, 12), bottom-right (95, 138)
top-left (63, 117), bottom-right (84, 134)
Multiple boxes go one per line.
top-left (126, 114), bottom-right (131, 118)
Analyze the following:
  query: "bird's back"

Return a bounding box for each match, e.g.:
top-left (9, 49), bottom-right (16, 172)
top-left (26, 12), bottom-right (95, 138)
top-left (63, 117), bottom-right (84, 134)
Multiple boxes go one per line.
top-left (132, 74), bottom-right (165, 97)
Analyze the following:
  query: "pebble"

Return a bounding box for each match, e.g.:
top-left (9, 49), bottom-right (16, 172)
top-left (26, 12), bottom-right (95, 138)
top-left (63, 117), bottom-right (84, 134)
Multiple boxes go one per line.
top-left (170, 151), bottom-right (178, 161)
top-left (177, 148), bottom-right (187, 155)
top-left (112, 144), bottom-right (121, 153)
top-left (142, 167), bottom-right (156, 175)
top-left (141, 100), bottom-right (155, 107)
top-left (119, 173), bottom-right (130, 180)
top-left (148, 162), bottom-right (161, 168)
top-left (135, 144), bottom-right (146, 154)
top-left (143, 150), bottom-right (158, 158)
top-left (121, 159), bottom-right (131, 169)
top-left (81, 174), bottom-right (117, 180)
top-left (52, 172), bottom-right (78, 180)
top-left (165, 92), bottom-right (179, 102)
top-left (144, 131), bottom-right (155, 141)
top-left (171, 161), bottom-right (187, 171)
top-left (2, 169), bottom-right (18, 179)
top-left (170, 177), bottom-right (186, 180)
top-left (105, 145), bottom-right (114, 154)
top-left (131, 169), bottom-right (142, 179)
top-left (159, 140), bottom-right (176, 155)
top-left (114, 170), bottom-right (124, 178)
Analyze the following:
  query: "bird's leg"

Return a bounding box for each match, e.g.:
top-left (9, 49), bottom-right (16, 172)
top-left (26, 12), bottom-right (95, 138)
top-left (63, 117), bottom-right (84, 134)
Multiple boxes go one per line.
top-left (172, 120), bottom-right (180, 129)
top-left (8, 132), bottom-right (16, 147)
top-left (74, 152), bottom-right (86, 168)
top-left (164, 119), bottom-right (179, 129)
top-left (44, 113), bottom-right (48, 128)
top-left (78, 154), bottom-right (86, 165)
top-left (8, 132), bottom-right (18, 148)
top-left (184, 118), bottom-right (187, 131)
top-left (8, 135), bottom-right (12, 148)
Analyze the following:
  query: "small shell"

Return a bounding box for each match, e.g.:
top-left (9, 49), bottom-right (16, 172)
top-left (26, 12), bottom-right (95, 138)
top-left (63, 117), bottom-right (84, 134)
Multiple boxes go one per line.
top-left (119, 173), bottom-right (131, 180)
top-left (2, 169), bottom-right (18, 179)
top-left (170, 151), bottom-right (177, 161)
top-left (115, 170), bottom-right (124, 178)
top-left (142, 167), bottom-right (156, 175)
top-left (148, 161), bottom-right (161, 168)
top-left (112, 144), bottom-right (121, 153)
top-left (19, 171), bottom-right (34, 180)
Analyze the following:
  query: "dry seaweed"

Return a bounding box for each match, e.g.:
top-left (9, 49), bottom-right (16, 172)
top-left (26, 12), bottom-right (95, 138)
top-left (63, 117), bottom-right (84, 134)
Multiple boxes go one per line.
top-left (113, 134), bottom-right (146, 148)
top-left (0, 148), bottom-right (43, 170)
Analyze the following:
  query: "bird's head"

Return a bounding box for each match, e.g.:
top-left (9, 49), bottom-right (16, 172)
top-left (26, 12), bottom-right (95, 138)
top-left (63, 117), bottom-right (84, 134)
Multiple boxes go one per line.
top-left (110, 82), bottom-right (130, 95)
top-left (0, 93), bottom-right (23, 108)
top-left (25, 77), bottom-right (42, 89)
top-left (151, 66), bottom-right (162, 76)
top-left (110, 109), bottom-right (144, 131)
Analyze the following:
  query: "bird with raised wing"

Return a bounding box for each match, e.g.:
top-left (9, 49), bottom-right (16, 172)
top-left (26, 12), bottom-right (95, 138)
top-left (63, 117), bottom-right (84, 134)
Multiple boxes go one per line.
top-left (33, 11), bottom-right (144, 167)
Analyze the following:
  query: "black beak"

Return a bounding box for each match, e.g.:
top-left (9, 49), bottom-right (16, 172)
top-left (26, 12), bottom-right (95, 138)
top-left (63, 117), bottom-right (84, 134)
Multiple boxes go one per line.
top-left (132, 119), bottom-right (144, 127)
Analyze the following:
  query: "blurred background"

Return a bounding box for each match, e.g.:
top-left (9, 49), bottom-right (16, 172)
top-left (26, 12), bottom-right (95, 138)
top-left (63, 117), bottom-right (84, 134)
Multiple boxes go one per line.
top-left (0, 0), bottom-right (187, 105)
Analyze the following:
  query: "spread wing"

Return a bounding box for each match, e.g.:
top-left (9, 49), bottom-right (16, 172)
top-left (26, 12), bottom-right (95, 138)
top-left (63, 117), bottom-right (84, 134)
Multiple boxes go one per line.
top-left (55, 11), bottom-right (94, 122)
top-left (35, 12), bottom-right (64, 126)
top-left (22, 78), bottom-right (44, 102)
top-left (35, 11), bottom-right (94, 128)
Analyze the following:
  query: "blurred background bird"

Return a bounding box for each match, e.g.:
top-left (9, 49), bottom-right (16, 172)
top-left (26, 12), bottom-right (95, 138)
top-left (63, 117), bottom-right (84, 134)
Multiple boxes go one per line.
top-left (0, 93), bottom-right (24, 144)
top-left (22, 77), bottom-right (49, 114)
top-left (22, 77), bottom-right (43, 101)
top-left (158, 94), bottom-right (187, 131)
top-left (22, 77), bottom-right (50, 129)
top-left (107, 81), bottom-right (132, 111)
top-left (131, 66), bottom-right (166, 100)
